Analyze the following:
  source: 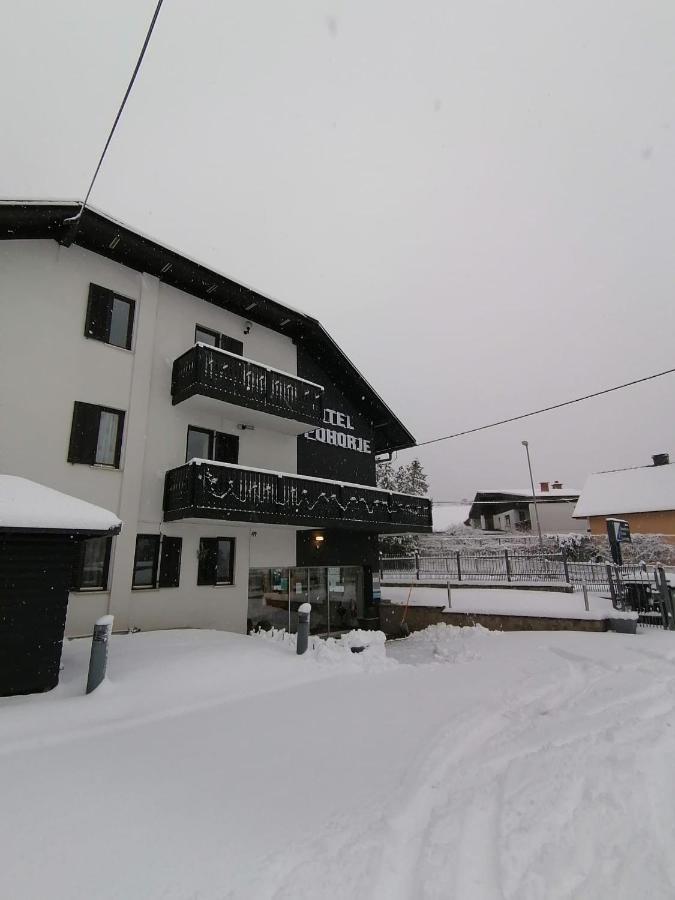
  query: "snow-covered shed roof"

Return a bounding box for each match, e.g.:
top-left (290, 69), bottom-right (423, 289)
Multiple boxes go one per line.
top-left (574, 463), bottom-right (675, 518)
top-left (0, 201), bottom-right (416, 454)
top-left (0, 475), bottom-right (122, 533)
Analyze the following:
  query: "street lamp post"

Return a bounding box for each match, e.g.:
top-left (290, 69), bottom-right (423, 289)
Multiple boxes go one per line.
top-left (522, 440), bottom-right (544, 552)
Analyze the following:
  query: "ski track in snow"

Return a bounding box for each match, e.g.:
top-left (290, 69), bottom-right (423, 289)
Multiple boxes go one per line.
top-left (233, 637), bottom-right (675, 900)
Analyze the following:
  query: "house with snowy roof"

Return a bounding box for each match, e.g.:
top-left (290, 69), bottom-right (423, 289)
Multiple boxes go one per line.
top-left (573, 453), bottom-right (675, 540)
top-left (0, 201), bottom-right (431, 639)
top-left (467, 481), bottom-right (585, 534)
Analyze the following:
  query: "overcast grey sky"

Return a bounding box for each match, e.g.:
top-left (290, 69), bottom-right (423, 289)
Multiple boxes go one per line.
top-left (2, 0), bottom-right (674, 500)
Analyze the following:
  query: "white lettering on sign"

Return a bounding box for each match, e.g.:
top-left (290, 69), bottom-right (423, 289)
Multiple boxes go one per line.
top-left (321, 409), bottom-right (355, 430)
top-left (304, 408), bottom-right (371, 454)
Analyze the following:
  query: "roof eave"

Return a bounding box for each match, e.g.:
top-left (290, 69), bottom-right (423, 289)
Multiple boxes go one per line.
top-left (0, 201), bottom-right (416, 453)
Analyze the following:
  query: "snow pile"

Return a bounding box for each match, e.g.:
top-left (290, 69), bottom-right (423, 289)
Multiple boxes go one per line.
top-left (389, 622), bottom-right (494, 665)
top-left (251, 627), bottom-right (395, 671)
top-left (384, 586), bottom-right (638, 620)
top-left (0, 474), bottom-right (121, 532)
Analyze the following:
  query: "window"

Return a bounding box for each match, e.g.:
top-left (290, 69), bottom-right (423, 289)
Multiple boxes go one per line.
top-left (194, 324), bottom-right (243, 356)
top-left (195, 325), bottom-right (219, 347)
top-left (85, 284), bottom-right (135, 350)
top-left (198, 537), bottom-right (235, 585)
top-left (186, 426), bottom-right (212, 462)
top-left (132, 535), bottom-right (160, 588)
top-left (71, 536), bottom-right (112, 591)
top-left (132, 535), bottom-right (183, 589)
top-left (186, 426), bottom-right (239, 464)
top-left (68, 402), bottom-right (125, 467)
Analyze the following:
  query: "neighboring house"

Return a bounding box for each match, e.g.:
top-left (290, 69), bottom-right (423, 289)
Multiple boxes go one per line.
top-left (0, 201), bottom-right (432, 638)
top-left (467, 481), bottom-right (584, 534)
top-left (574, 453), bottom-right (675, 539)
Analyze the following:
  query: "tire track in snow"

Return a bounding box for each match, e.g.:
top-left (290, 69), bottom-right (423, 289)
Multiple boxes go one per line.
top-left (245, 663), bottom-right (587, 900)
top-left (232, 639), bottom-right (675, 900)
top-left (367, 644), bottom-right (675, 899)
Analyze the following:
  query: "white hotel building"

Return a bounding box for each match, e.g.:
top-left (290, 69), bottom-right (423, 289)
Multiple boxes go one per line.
top-left (0, 202), bottom-right (431, 638)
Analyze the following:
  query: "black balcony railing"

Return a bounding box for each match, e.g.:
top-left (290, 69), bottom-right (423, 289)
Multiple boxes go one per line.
top-left (163, 462), bottom-right (433, 533)
top-left (171, 344), bottom-right (325, 428)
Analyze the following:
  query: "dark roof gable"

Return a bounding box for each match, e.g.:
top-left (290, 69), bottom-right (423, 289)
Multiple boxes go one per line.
top-left (0, 201), bottom-right (415, 453)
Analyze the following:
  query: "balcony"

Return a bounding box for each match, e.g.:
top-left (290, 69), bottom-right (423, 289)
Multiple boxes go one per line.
top-left (163, 461), bottom-right (433, 533)
top-left (171, 344), bottom-right (325, 434)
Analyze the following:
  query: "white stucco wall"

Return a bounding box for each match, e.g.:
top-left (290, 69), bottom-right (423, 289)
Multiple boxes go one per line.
top-left (531, 501), bottom-right (587, 534)
top-left (1, 239), bottom-right (301, 637)
top-left (492, 508), bottom-right (528, 532)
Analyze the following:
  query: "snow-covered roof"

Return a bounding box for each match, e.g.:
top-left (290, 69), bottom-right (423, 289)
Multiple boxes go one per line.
top-left (0, 475), bottom-right (122, 532)
top-left (574, 464), bottom-right (675, 518)
top-left (479, 487), bottom-right (580, 499)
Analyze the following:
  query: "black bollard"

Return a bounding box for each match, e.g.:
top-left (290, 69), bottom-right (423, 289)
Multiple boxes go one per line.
top-left (296, 603), bottom-right (311, 655)
top-left (86, 614), bottom-right (114, 694)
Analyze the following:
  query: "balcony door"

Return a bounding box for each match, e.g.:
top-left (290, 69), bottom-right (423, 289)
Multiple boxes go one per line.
top-left (186, 426), bottom-right (239, 464)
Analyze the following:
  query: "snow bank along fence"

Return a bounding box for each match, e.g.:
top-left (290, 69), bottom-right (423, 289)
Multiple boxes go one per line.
top-left (381, 554), bottom-right (675, 629)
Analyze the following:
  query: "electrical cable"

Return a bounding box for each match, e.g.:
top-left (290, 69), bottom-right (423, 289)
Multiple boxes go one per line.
top-left (414, 366), bottom-right (675, 448)
top-left (431, 498), bottom-right (578, 505)
top-left (64, 0), bottom-right (165, 233)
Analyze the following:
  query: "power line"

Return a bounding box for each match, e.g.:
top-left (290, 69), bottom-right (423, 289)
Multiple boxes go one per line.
top-left (415, 365), bottom-right (675, 448)
top-left (64, 0), bottom-right (165, 236)
top-left (431, 498), bottom-right (578, 505)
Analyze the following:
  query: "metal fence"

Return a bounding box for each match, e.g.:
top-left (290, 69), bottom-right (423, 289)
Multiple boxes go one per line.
top-left (380, 554), bottom-right (675, 629)
top-left (380, 551), bottom-right (610, 588)
top-left (381, 553), bottom-right (669, 593)
top-left (610, 564), bottom-right (669, 628)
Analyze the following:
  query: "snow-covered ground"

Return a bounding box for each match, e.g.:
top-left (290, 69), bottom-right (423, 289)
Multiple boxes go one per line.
top-left (383, 585), bottom-right (637, 620)
top-left (2, 625), bottom-right (675, 899)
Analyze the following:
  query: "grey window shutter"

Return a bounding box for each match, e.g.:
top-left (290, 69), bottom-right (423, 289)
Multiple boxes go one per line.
top-left (68, 402), bottom-right (100, 464)
top-left (219, 334), bottom-right (244, 356)
top-left (85, 284), bottom-right (113, 342)
top-left (159, 537), bottom-right (182, 588)
top-left (197, 538), bottom-right (217, 585)
top-left (214, 432), bottom-right (239, 464)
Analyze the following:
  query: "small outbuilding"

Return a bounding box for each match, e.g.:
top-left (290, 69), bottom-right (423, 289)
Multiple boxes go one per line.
top-left (0, 475), bottom-right (121, 696)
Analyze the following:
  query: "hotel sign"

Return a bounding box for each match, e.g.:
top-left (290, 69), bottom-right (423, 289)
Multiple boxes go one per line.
top-left (304, 408), bottom-right (372, 455)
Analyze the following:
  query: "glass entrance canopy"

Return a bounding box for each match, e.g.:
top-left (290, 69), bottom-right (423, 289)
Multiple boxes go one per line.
top-left (247, 566), bottom-right (368, 636)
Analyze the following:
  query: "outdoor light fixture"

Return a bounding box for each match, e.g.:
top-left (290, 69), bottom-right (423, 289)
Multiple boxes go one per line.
top-left (160, 261), bottom-right (172, 274)
top-left (206, 284), bottom-right (217, 294)
top-left (315, 534), bottom-right (325, 543)
top-left (108, 235), bottom-right (120, 249)
top-left (243, 321), bottom-right (252, 335)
